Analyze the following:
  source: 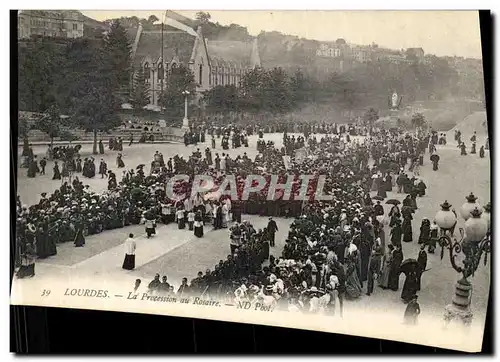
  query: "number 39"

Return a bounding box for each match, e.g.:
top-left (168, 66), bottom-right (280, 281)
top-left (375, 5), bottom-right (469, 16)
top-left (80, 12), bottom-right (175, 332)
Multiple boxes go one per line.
top-left (41, 289), bottom-right (51, 297)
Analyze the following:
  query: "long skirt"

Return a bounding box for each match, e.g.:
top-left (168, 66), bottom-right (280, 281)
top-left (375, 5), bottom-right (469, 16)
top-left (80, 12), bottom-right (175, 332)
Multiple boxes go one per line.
top-left (188, 221), bottom-right (194, 231)
top-left (378, 263), bottom-right (391, 288)
top-left (17, 263), bottom-right (35, 278)
top-left (146, 227), bottom-right (156, 237)
top-left (178, 219), bottom-right (186, 229)
top-left (345, 271), bottom-right (362, 300)
top-left (122, 254), bottom-right (135, 270)
top-left (402, 221), bottom-right (413, 242)
top-left (194, 226), bottom-right (204, 238)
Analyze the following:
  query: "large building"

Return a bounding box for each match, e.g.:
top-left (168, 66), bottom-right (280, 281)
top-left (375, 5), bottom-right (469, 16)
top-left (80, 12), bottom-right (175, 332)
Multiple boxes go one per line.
top-left (17, 10), bottom-right (84, 39)
top-left (127, 19), bottom-right (261, 109)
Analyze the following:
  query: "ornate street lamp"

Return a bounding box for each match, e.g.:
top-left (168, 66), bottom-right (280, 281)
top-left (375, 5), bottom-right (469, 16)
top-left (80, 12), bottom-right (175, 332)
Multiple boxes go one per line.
top-left (460, 192), bottom-right (481, 221)
top-left (482, 202), bottom-right (491, 232)
top-left (182, 90), bottom-right (190, 130)
top-left (435, 201), bottom-right (491, 327)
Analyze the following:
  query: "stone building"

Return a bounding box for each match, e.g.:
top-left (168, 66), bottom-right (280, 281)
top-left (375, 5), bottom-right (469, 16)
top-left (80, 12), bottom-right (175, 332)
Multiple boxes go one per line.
top-left (17, 10), bottom-right (84, 39)
top-left (206, 39), bottom-right (261, 87)
top-left (128, 21), bottom-right (261, 109)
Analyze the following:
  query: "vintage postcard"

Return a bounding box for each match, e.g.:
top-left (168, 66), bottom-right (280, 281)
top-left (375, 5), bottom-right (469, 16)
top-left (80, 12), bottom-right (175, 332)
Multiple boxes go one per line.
top-left (12, 10), bottom-right (490, 352)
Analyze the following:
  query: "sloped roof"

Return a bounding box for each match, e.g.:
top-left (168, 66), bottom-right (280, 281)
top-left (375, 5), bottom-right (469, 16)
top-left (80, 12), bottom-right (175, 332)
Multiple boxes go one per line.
top-left (207, 40), bottom-right (254, 67)
top-left (133, 30), bottom-right (196, 67)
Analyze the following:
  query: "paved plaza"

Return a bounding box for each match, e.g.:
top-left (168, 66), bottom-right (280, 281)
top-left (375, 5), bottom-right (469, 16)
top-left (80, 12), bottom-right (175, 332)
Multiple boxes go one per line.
top-left (15, 133), bottom-right (491, 322)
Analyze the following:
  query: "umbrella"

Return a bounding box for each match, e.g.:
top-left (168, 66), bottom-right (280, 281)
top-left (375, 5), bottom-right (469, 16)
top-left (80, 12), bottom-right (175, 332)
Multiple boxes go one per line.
top-left (372, 195), bottom-right (385, 201)
top-left (74, 145), bottom-right (82, 152)
top-left (136, 164), bottom-right (146, 169)
top-left (385, 199), bottom-right (401, 206)
top-left (399, 259), bottom-right (421, 275)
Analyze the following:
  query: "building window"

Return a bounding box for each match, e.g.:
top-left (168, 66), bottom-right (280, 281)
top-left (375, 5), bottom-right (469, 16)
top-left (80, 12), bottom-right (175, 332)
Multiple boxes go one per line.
top-left (208, 67), bottom-right (212, 86)
top-left (214, 67), bottom-right (219, 85)
top-left (144, 63), bottom-right (150, 81)
top-left (199, 64), bottom-right (203, 86)
top-left (73, 23), bottom-right (78, 31)
top-left (158, 62), bottom-right (164, 80)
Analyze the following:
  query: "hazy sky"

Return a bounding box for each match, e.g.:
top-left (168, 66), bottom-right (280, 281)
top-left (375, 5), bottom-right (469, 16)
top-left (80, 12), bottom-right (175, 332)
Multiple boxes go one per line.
top-left (81, 10), bottom-right (483, 58)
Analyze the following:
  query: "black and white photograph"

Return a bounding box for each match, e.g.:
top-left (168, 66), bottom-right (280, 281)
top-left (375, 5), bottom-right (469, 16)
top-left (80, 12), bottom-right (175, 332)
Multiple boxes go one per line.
top-left (10, 9), bottom-right (491, 353)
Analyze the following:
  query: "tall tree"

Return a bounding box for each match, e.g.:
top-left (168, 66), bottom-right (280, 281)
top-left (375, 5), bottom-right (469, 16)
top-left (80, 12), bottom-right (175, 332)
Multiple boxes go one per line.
top-left (196, 12), bottom-right (211, 24)
top-left (102, 20), bottom-right (132, 102)
top-left (264, 67), bottom-right (292, 114)
top-left (69, 38), bottom-right (122, 154)
top-left (159, 64), bottom-right (196, 120)
top-left (203, 85), bottom-right (238, 115)
top-left (36, 104), bottom-right (64, 147)
top-left (130, 68), bottom-right (150, 110)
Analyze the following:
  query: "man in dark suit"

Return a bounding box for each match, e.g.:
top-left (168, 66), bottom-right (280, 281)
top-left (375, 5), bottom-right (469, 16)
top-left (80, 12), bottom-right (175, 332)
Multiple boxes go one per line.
top-left (267, 217), bottom-right (278, 247)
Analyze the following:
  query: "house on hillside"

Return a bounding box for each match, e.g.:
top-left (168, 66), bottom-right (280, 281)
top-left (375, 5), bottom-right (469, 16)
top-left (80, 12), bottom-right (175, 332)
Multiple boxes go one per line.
top-left (406, 47), bottom-right (425, 61)
top-left (17, 10), bottom-right (84, 39)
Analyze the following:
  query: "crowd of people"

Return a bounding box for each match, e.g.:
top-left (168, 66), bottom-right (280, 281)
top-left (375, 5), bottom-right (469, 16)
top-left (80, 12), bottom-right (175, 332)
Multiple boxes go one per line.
top-left (15, 119), bottom-right (488, 323)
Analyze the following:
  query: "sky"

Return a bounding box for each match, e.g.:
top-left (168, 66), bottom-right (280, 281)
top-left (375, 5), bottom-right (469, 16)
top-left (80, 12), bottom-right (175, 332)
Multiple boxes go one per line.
top-left (80, 10), bottom-right (483, 58)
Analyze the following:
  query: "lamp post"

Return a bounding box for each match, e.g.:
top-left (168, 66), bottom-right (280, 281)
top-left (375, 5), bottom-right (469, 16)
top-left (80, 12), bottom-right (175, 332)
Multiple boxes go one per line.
top-left (182, 90), bottom-right (190, 130)
top-left (434, 200), bottom-right (490, 327)
top-left (460, 192), bottom-right (481, 221)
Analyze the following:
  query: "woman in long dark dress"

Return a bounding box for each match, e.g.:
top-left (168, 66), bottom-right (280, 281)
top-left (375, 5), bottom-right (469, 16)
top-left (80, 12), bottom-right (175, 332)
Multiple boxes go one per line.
top-left (401, 270), bottom-right (420, 303)
top-left (27, 158), bottom-right (37, 178)
top-left (359, 239), bottom-right (371, 285)
top-left (388, 246), bottom-right (403, 291)
top-left (117, 153), bottom-right (125, 168)
top-left (418, 218), bottom-right (430, 245)
top-left (390, 219), bottom-right (403, 247)
top-left (16, 243), bottom-right (36, 278)
top-left (402, 215), bottom-right (413, 242)
top-left (52, 161), bottom-right (61, 180)
top-left (74, 219), bottom-right (86, 247)
top-left (194, 211), bottom-right (204, 238)
top-left (76, 157), bottom-right (82, 173)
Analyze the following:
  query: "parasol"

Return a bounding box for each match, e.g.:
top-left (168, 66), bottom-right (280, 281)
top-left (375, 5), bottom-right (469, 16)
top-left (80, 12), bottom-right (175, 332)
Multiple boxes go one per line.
top-left (136, 164), bottom-right (146, 169)
top-left (385, 199), bottom-right (401, 205)
top-left (372, 195), bottom-right (385, 201)
top-left (399, 258), bottom-right (421, 275)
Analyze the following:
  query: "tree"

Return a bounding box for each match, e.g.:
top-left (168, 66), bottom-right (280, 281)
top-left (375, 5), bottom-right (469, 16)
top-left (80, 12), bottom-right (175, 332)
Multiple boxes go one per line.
top-left (102, 20), bottom-right (132, 102)
top-left (264, 67), bottom-right (292, 114)
top-left (36, 104), bottom-right (64, 147)
top-left (73, 84), bottom-right (121, 154)
top-left (203, 85), bottom-right (238, 115)
top-left (289, 68), bottom-right (310, 108)
top-left (147, 15), bottom-right (159, 24)
top-left (411, 112), bottom-right (426, 129)
top-left (159, 64), bottom-right (196, 120)
top-left (130, 68), bottom-right (150, 109)
top-left (196, 12), bottom-right (211, 24)
top-left (364, 108), bottom-right (379, 127)
top-left (69, 39), bottom-right (122, 154)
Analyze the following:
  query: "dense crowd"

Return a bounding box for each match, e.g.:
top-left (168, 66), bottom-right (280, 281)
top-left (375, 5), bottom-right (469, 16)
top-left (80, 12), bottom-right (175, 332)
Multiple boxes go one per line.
top-left (19, 119), bottom-right (478, 321)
